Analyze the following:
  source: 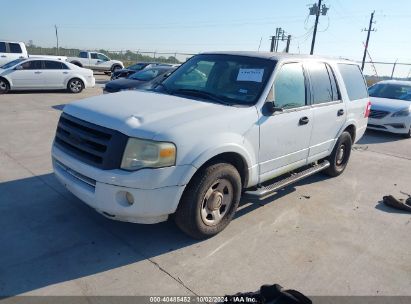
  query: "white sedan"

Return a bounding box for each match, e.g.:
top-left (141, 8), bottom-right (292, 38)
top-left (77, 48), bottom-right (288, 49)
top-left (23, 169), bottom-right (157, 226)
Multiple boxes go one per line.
top-left (368, 80), bottom-right (411, 138)
top-left (0, 58), bottom-right (95, 94)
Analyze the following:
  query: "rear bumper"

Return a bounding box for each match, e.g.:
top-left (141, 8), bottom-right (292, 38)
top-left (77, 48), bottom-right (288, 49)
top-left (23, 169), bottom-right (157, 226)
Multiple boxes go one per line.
top-left (85, 76), bottom-right (95, 88)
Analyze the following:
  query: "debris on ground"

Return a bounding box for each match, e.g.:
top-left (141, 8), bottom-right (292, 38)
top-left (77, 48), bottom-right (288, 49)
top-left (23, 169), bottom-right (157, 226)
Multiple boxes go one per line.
top-left (382, 195), bottom-right (411, 212)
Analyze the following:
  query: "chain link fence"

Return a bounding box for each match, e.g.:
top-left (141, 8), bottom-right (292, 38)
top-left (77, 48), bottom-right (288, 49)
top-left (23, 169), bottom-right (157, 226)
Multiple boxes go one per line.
top-left (26, 46), bottom-right (195, 66)
top-left (362, 61), bottom-right (411, 86)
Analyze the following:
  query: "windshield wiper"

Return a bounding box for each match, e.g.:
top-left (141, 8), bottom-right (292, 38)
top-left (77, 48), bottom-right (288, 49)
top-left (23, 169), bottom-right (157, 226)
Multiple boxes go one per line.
top-left (155, 82), bottom-right (172, 95)
top-left (174, 89), bottom-right (232, 105)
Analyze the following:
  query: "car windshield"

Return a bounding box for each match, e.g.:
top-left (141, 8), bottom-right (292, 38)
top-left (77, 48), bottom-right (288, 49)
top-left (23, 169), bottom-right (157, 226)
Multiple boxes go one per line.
top-left (129, 68), bottom-right (167, 81)
top-left (158, 54), bottom-right (276, 106)
top-left (369, 83), bottom-right (411, 101)
top-left (1, 58), bottom-right (26, 69)
top-left (128, 63), bottom-right (147, 71)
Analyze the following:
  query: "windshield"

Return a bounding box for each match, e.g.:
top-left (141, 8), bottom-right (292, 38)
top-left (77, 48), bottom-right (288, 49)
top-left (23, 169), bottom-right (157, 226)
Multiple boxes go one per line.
top-left (369, 83), bottom-right (411, 101)
top-left (158, 54), bottom-right (276, 106)
top-left (129, 68), bottom-right (167, 81)
top-left (1, 58), bottom-right (26, 69)
top-left (128, 63), bottom-right (147, 71)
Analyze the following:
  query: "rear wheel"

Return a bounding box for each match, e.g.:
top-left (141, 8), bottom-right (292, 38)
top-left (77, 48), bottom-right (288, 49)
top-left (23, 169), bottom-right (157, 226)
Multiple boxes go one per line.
top-left (67, 78), bottom-right (84, 93)
top-left (0, 78), bottom-right (10, 94)
top-left (175, 163), bottom-right (241, 239)
top-left (323, 131), bottom-right (352, 177)
top-left (111, 65), bottom-right (122, 72)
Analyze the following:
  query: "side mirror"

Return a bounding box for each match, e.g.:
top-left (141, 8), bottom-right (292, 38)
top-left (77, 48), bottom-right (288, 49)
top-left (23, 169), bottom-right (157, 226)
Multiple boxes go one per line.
top-left (14, 65), bottom-right (23, 70)
top-left (267, 101), bottom-right (283, 114)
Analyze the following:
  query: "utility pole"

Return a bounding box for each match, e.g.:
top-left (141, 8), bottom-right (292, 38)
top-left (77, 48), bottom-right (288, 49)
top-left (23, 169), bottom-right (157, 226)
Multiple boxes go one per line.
top-left (361, 11), bottom-right (376, 71)
top-left (270, 28), bottom-right (280, 52)
top-left (309, 0), bottom-right (329, 55)
top-left (54, 25), bottom-right (59, 55)
top-left (285, 35), bottom-right (292, 53)
top-left (275, 28), bottom-right (285, 52)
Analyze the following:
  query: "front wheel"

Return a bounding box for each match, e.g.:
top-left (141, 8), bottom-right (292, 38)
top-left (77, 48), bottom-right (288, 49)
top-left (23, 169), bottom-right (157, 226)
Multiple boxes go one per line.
top-left (67, 78), bottom-right (84, 93)
top-left (323, 131), bottom-right (352, 177)
top-left (0, 78), bottom-right (10, 94)
top-left (402, 127), bottom-right (411, 139)
top-left (174, 163), bottom-right (242, 239)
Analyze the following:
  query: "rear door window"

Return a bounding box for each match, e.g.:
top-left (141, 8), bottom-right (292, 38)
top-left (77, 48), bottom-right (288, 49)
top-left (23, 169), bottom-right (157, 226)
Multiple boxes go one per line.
top-left (306, 62), bottom-right (339, 104)
top-left (0, 42), bottom-right (6, 53)
top-left (337, 63), bottom-right (368, 101)
top-left (90, 53), bottom-right (98, 59)
top-left (44, 61), bottom-right (63, 69)
top-left (9, 43), bottom-right (22, 54)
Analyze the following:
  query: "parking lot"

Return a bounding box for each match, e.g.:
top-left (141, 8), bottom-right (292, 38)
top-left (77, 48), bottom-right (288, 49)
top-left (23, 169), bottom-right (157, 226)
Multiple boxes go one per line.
top-left (0, 74), bottom-right (410, 297)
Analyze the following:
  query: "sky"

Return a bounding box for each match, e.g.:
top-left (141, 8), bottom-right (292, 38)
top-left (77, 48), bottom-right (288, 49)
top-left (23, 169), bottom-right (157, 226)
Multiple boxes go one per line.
top-left (1, 0), bottom-right (411, 76)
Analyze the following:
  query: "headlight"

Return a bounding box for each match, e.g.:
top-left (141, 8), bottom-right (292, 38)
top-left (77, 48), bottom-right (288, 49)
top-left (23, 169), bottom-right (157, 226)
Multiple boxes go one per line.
top-left (120, 138), bottom-right (176, 171)
top-left (392, 107), bottom-right (411, 117)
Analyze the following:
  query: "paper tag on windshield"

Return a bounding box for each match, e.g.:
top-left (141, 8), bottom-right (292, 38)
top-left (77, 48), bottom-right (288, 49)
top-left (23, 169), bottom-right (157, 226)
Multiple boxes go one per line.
top-left (237, 69), bottom-right (264, 82)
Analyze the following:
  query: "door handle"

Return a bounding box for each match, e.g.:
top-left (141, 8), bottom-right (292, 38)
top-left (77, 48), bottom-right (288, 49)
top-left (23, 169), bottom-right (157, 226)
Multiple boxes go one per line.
top-left (34, 71), bottom-right (42, 74)
top-left (63, 71), bottom-right (69, 74)
top-left (0, 55), bottom-right (6, 58)
top-left (299, 116), bottom-right (309, 125)
top-left (337, 109), bottom-right (345, 116)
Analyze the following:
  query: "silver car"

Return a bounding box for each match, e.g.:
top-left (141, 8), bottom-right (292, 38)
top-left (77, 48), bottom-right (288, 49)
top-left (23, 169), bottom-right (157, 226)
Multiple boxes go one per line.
top-left (368, 80), bottom-right (411, 138)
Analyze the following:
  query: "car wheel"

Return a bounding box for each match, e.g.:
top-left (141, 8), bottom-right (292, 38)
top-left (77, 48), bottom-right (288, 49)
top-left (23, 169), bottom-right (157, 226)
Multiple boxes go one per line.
top-left (402, 127), bottom-right (411, 139)
top-left (323, 131), bottom-right (352, 177)
top-left (175, 162), bottom-right (241, 239)
top-left (67, 78), bottom-right (84, 93)
top-left (0, 78), bottom-right (10, 94)
top-left (111, 65), bottom-right (121, 72)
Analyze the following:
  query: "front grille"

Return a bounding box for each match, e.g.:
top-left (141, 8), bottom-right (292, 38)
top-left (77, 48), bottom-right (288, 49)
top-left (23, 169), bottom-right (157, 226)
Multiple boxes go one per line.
top-left (54, 113), bottom-right (128, 169)
top-left (369, 109), bottom-right (390, 119)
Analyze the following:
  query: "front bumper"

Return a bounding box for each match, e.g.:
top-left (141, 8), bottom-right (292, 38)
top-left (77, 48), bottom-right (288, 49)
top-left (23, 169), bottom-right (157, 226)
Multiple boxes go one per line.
top-left (52, 145), bottom-right (196, 224)
top-left (368, 116), bottom-right (411, 134)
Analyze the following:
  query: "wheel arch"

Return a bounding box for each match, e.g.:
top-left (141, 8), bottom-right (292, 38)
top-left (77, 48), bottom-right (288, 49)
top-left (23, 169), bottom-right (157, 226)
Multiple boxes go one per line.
top-left (343, 124), bottom-right (356, 142)
top-left (0, 76), bottom-right (11, 88)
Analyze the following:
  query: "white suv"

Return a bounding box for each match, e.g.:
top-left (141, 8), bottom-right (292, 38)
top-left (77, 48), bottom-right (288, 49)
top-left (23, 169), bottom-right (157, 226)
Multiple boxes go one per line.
top-left (52, 52), bottom-right (370, 239)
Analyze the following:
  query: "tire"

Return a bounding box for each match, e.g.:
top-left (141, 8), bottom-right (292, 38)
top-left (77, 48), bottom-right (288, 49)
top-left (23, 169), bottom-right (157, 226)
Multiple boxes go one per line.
top-left (402, 127), bottom-right (411, 139)
top-left (174, 163), bottom-right (242, 239)
top-left (323, 131), bottom-right (352, 177)
top-left (111, 65), bottom-right (121, 72)
top-left (0, 78), bottom-right (10, 94)
top-left (67, 78), bottom-right (84, 93)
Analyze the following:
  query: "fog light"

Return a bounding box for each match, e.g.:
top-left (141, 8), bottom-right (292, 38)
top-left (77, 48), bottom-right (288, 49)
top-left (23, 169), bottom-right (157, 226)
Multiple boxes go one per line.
top-left (125, 192), bottom-right (134, 205)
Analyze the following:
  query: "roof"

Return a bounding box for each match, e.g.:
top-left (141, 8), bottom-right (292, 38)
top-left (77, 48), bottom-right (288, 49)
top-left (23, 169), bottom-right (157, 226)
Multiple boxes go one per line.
top-left (199, 51), bottom-right (354, 63)
top-left (375, 79), bottom-right (411, 86)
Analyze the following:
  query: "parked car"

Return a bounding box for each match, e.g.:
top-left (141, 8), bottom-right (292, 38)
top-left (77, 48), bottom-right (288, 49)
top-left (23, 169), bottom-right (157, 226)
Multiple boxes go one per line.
top-left (367, 80), bottom-right (411, 138)
top-left (68, 51), bottom-right (123, 73)
top-left (0, 41), bottom-right (67, 66)
top-left (51, 52), bottom-right (370, 239)
top-left (103, 66), bottom-right (176, 93)
top-left (0, 41), bottom-right (28, 66)
top-left (0, 58), bottom-right (95, 93)
top-left (110, 62), bottom-right (178, 80)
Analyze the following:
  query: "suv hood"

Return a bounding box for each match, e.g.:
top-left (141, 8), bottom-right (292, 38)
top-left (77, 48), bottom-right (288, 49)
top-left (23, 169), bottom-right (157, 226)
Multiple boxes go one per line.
top-left (63, 91), bottom-right (244, 139)
top-left (370, 97), bottom-right (411, 112)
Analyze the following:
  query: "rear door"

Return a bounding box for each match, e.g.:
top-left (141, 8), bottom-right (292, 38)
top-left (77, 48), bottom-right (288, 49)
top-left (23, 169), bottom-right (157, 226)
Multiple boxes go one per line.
top-left (10, 60), bottom-right (45, 88)
top-left (43, 60), bottom-right (68, 88)
top-left (336, 63), bottom-right (369, 142)
top-left (305, 61), bottom-right (346, 161)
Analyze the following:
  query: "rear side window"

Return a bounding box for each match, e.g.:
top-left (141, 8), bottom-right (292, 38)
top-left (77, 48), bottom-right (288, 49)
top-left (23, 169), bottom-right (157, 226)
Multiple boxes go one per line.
top-left (306, 62), bottom-right (339, 104)
top-left (90, 53), bottom-right (98, 59)
top-left (79, 52), bottom-right (88, 58)
top-left (44, 61), bottom-right (63, 69)
top-left (0, 42), bottom-right (6, 53)
top-left (338, 64), bottom-right (368, 100)
top-left (9, 43), bottom-right (22, 54)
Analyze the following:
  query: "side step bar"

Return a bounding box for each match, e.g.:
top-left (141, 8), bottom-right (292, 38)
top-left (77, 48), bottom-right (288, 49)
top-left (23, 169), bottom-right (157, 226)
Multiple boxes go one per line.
top-left (244, 161), bottom-right (330, 200)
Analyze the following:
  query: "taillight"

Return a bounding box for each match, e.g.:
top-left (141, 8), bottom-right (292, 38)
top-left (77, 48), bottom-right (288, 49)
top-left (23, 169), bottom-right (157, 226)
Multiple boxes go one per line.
top-left (364, 100), bottom-right (372, 118)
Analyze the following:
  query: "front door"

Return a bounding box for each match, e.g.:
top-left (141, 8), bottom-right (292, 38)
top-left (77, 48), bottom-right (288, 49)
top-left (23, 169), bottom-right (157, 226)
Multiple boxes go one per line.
top-left (259, 62), bottom-right (313, 182)
top-left (10, 60), bottom-right (44, 89)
